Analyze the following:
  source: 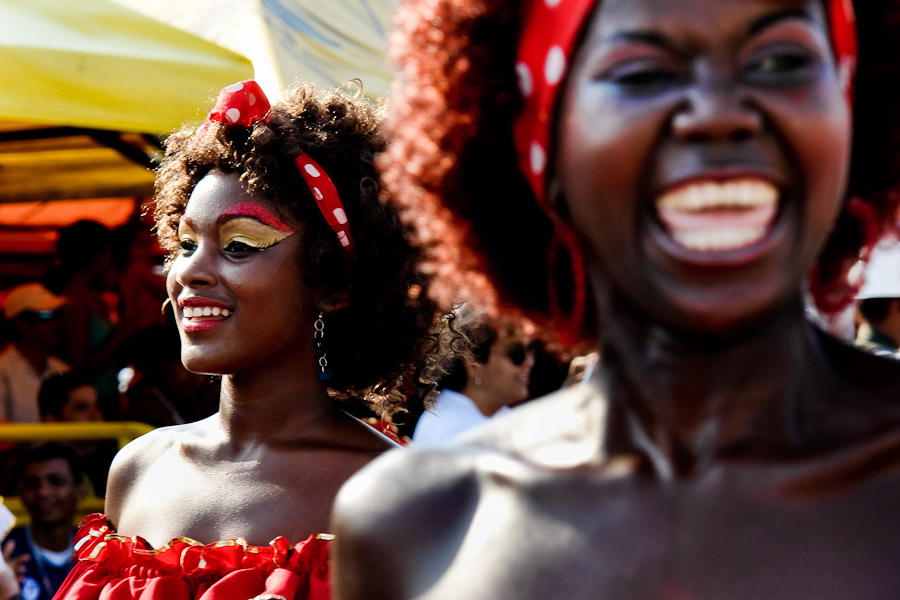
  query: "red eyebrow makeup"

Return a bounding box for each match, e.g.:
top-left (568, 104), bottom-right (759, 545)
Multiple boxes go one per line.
top-left (221, 201), bottom-right (295, 233)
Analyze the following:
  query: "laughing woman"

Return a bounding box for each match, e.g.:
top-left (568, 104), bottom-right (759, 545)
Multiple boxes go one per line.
top-left (53, 80), bottom-right (440, 600)
top-left (332, 1), bottom-right (900, 598)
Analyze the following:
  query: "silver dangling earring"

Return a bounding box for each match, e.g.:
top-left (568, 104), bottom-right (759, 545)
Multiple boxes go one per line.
top-left (473, 377), bottom-right (482, 387)
top-left (312, 312), bottom-right (332, 382)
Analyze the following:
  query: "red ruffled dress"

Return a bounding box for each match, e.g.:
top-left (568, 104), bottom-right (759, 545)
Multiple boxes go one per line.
top-left (54, 514), bottom-right (331, 600)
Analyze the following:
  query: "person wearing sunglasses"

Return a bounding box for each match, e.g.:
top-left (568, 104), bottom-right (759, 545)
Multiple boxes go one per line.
top-left (412, 313), bottom-right (535, 448)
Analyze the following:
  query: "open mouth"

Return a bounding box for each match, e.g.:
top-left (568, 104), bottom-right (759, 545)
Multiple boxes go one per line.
top-left (183, 306), bottom-right (232, 319)
top-left (654, 178), bottom-right (779, 252)
top-left (180, 304), bottom-right (233, 331)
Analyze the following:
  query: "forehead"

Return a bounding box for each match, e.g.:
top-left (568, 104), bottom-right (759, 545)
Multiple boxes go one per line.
top-left (494, 327), bottom-right (529, 347)
top-left (24, 458), bottom-right (73, 479)
top-left (184, 171), bottom-right (278, 225)
top-left (67, 385), bottom-right (97, 402)
top-left (589, 0), bottom-right (826, 39)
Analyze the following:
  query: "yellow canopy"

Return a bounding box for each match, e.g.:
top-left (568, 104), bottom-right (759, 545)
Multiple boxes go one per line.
top-left (0, 0), bottom-right (254, 134)
top-left (111, 0), bottom-right (393, 101)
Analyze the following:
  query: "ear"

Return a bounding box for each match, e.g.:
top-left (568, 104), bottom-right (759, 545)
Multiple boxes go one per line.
top-left (318, 291), bottom-right (351, 313)
top-left (463, 358), bottom-right (482, 383)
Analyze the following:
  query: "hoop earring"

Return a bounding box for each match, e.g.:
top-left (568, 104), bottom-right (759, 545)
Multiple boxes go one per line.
top-left (547, 224), bottom-right (586, 345)
top-left (161, 297), bottom-right (172, 315)
top-left (473, 377), bottom-right (482, 387)
top-left (312, 312), bottom-right (332, 382)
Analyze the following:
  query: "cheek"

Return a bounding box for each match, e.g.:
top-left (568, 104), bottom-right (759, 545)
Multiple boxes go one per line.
top-left (556, 92), bottom-right (672, 268)
top-left (783, 95), bottom-right (852, 243)
top-left (166, 262), bottom-right (181, 297)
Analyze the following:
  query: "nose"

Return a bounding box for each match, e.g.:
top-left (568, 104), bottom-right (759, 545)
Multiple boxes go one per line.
top-left (35, 478), bottom-right (54, 497)
top-left (523, 349), bottom-right (536, 371)
top-left (671, 65), bottom-right (762, 143)
top-left (172, 242), bottom-right (219, 289)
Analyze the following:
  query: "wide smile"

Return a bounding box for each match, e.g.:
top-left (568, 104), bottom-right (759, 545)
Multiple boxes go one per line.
top-left (649, 176), bottom-right (786, 265)
top-left (179, 299), bottom-right (233, 332)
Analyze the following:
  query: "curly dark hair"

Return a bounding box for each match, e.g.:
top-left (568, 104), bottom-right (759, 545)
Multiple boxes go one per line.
top-left (380, 0), bottom-right (900, 335)
top-left (154, 82), bottom-right (443, 415)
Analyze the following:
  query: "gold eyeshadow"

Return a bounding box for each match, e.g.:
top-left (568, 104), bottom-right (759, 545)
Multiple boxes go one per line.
top-left (178, 222), bottom-right (197, 244)
top-left (220, 217), bottom-right (293, 250)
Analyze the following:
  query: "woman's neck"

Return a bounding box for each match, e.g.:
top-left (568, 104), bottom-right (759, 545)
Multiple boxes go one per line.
top-left (598, 291), bottom-right (811, 475)
top-left (215, 366), bottom-right (335, 446)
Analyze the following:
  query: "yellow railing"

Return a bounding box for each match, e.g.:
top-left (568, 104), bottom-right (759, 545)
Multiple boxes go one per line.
top-left (0, 421), bottom-right (154, 524)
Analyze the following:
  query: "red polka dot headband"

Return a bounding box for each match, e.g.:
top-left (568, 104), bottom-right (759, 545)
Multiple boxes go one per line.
top-left (513, 0), bottom-right (859, 207)
top-left (207, 80), bottom-right (355, 257)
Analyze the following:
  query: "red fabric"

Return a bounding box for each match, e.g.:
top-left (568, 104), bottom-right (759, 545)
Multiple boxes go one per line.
top-left (294, 153), bottom-right (355, 257)
top-left (54, 514), bottom-right (331, 600)
top-left (207, 80), bottom-right (271, 127)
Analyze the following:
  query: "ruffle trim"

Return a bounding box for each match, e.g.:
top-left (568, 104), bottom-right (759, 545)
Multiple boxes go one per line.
top-left (56, 514), bottom-right (331, 600)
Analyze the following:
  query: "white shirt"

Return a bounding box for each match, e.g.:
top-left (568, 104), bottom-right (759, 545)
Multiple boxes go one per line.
top-left (0, 344), bottom-right (69, 423)
top-left (413, 389), bottom-right (509, 448)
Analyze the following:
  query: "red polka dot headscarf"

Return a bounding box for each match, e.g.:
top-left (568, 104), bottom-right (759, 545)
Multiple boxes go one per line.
top-left (513, 0), bottom-right (859, 207)
top-left (207, 80), bottom-right (355, 257)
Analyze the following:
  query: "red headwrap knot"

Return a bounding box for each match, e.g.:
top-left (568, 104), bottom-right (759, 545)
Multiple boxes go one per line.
top-left (207, 80), bottom-right (271, 127)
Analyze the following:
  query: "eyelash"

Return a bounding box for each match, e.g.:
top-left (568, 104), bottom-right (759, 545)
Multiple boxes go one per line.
top-left (744, 47), bottom-right (816, 78)
top-left (598, 43), bottom-right (818, 93)
top-left (178, 238), bottom-right (197, 255)
top-left (176, 238), bottom-right (275, 256)
top-left (600, 59), bottom-right (681, 91)
top-left (223, 240), bottom-right (272, 253)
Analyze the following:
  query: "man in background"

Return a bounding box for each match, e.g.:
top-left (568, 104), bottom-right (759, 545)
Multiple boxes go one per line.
top-left (3, 444), bottom-right (84, 600)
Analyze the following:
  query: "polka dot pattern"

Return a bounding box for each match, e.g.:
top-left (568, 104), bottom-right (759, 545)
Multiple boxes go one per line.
top-left (207, 80), bottom-right (270, 127)
top-left (512, 0), bottom-right (596, 207)
top-left (295, 153), bottom-right (355, 256)
top-left (544, 46), bottom-right (566, 85)
top-left (516, 62), bottom-right (533, 98)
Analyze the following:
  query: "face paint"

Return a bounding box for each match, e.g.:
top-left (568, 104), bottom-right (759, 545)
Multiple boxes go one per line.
top-left (222, 201), bottom-right (295, 233)
top-left (219, 217), bottom-right (295, 252)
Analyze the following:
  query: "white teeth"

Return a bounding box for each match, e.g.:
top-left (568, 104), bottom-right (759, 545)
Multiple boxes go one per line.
top-left (657, 179), bottom-right (777, 212)
top-left (182, 305), bottom-right (231, 319)
top-left (674, 226), bottom-right (767, 250)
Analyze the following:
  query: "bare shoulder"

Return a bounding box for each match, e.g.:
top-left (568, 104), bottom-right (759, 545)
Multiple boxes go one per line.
top-left (335, 383), bottom-right (604, 528)
top-left (331, 441), bottom-right (490, 599)
top-left (105, 418), bottom-right (215, 526)
top-left (331, 385), bottom-right (605, 599)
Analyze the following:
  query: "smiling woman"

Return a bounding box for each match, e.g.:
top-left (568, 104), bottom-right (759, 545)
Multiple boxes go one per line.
top-left (50, 80), bottom-right (445, 600)
top-left (330, 1), bottom-right (900, 598)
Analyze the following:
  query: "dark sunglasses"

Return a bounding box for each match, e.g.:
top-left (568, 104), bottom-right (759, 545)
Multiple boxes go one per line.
top-left (505, 342), bottom-right (536, 366)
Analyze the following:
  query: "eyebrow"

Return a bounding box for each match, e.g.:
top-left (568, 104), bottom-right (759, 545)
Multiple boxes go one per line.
top-left (219, 201), bottom-right (295, 233)
top-left (748, 8), bottom-right (812, 36)
top-left (600, 8), bottom-right (814, 50)
top-left (602, 30), bottom-right (673, 51)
